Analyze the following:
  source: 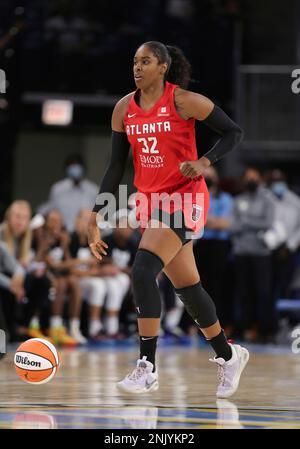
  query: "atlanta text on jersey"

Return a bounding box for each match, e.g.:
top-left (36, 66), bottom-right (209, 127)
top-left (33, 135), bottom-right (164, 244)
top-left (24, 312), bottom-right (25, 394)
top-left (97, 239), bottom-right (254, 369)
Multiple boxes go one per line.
top-left (126, 121), bottom-right (171, 136)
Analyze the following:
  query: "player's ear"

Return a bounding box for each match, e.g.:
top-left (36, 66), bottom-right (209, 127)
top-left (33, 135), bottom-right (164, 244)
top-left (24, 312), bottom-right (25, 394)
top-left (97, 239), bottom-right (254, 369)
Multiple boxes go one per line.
top-left (160, 62), bottom-right (168, 76)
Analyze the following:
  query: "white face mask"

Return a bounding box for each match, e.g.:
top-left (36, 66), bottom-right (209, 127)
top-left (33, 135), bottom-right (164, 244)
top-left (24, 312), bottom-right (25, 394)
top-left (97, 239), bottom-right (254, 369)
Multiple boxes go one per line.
top-left (271, 181), bottom-right (287, 198)
top-left (66, 164), bottom-right (84, 180)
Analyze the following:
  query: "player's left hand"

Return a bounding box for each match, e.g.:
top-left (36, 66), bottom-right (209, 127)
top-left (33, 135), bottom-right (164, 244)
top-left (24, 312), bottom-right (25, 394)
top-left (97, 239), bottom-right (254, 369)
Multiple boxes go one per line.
top-left (179, 157), bottom-right (211, 179)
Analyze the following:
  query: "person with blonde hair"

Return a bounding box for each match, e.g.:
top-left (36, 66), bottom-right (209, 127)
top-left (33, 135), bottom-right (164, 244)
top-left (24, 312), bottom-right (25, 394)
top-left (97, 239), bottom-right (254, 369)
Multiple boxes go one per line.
top-left (0, 241), bottom-right (25, 341)
top-left (0, 200), bottom-right (52, 341)
top-left (1, 200), bottom-right (32, 265)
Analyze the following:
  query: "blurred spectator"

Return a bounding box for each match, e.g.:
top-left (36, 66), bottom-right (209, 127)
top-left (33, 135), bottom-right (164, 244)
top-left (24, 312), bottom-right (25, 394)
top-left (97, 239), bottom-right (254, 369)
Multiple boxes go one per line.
top-left (265, 169), bottom-right (300, 300)
top-left (288, 257), bottom-right (300, 301)
top-left (44, 2), bottom-right (89, 54)
top-left (0, 200), bottom-right (52, 341)
top-left (231, 168), bottom-right (275, 342)
top-left (97, 209), bottom-right (137, 337)
top-left (0, 241), bottom-right (25, 341)
top-left (38, 154), bottom-right (98, 232)
top-left (70, 208), bottom-right (129, 339)
top-left (194, 166), bottom-right (233, 329)
top-left (39, 209), bottom-right (85, 345)
top-left (0, 200), bottom-right (32, 264)
top-left (44, 0), bottom-right (90, 91)
top-left (164, 0), bottom-right (195, 52)
top-left (106, 209), bottom-right (139, 275)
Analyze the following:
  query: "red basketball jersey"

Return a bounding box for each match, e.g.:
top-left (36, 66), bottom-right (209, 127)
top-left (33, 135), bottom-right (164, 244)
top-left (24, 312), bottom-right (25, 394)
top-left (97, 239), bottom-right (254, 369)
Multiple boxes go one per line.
top-left (123, 81), bottom-right (202, 194)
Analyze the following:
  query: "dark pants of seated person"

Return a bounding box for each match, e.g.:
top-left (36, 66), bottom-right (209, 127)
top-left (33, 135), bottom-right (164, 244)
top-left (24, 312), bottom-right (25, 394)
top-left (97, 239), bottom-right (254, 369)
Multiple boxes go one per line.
top-left (234, 255), bottom-right (274, 337)
top-left (194, 238), bottom-right (231, 327)
top-left (0, 288), bottom-right (20, 342)
top-left (0, 299), bottom-right (6, 332)
top-left (22, 274), bottom-right (52, 327)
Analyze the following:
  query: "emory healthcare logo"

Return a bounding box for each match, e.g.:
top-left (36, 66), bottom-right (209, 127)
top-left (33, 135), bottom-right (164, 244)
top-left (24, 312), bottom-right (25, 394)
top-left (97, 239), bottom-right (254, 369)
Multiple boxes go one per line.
top-left (0, 70), bottom-right (6, 93)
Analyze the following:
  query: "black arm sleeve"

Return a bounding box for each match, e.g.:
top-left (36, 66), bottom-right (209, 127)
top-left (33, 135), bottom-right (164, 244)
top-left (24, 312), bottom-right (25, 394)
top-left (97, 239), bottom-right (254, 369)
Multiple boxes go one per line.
top-left (202, 105), bottom-right (244, 165)
top-left (93, 131), bottom-right (130, 213)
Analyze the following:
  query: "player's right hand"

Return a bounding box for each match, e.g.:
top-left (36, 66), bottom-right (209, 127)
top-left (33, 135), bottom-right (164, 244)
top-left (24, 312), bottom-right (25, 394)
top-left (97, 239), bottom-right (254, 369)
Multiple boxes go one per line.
top-left (87, 211), bottom-right (108, 261)
top-left (89, 240), bottom-right (108, 261)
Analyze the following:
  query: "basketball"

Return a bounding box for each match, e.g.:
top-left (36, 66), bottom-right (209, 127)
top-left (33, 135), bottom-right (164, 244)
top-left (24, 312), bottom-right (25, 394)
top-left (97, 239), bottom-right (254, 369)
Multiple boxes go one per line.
top-left (14, 338), bottom-right (60, 385)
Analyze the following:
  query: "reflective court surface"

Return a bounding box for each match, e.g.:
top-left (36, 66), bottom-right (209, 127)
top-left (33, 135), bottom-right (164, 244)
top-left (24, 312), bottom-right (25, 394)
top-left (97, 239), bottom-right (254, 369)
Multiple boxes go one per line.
top-left (1, 343), bottom-right (300, 429)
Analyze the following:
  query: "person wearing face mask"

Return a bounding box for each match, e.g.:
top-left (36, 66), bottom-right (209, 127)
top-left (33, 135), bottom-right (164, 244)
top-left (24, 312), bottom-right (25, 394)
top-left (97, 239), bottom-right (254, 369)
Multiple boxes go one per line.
top-left (265, 170), bottom-right (300, 303)
top-left (230, 168), bottom-right (275, 343)
top-left (38, 154), bottom-right (98, 233)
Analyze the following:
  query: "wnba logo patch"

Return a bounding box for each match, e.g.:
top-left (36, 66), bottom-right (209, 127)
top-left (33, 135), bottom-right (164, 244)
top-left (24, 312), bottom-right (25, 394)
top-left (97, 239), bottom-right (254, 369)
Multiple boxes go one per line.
top-left (191, 204), bottom-right (202, 222)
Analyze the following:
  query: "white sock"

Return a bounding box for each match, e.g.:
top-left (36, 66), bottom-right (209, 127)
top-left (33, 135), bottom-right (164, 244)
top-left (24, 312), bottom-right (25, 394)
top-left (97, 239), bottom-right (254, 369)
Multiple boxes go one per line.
top-left (89, 319), bottom-right (102, 337)
top-left (29, 316), bottom-right (39, 329)
top-left (106, 316), bottom-right (119, 336)
top-left (70, 318), bottom-right (80, 333)
top-left (50, 316), bottom-right (63, 329)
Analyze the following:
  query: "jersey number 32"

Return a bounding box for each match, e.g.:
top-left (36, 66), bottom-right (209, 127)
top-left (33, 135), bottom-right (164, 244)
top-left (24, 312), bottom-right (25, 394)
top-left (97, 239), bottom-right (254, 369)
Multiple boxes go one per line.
top-left (137, 137), bottom-right (159, 154)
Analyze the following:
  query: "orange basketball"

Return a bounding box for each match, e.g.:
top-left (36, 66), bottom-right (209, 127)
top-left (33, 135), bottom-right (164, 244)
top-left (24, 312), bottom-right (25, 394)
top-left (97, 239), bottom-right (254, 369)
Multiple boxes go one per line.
top-left (14, 338), bottom-right (60, 384)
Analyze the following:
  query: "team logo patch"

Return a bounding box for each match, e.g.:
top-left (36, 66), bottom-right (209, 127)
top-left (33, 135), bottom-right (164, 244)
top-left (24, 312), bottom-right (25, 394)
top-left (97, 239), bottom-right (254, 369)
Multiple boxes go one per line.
top-left (191, 204), bottom-right (202, 222)
top-left (157, 106), bottom-right (170, 117)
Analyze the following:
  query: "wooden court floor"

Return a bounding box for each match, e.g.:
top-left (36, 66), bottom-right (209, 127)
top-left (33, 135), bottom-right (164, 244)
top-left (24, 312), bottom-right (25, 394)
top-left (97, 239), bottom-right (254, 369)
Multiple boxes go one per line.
top-left (0, 344), bottom-right (300, 429)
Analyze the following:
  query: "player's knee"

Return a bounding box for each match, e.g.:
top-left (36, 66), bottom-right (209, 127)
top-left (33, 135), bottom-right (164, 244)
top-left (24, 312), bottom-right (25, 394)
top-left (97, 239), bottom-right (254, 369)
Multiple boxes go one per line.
top-left (132, 249), bottom-right (164, 318)
top-left (175, 281), bottom-right (218, 328)
top-left (132, 249), bottom-right (164, 288)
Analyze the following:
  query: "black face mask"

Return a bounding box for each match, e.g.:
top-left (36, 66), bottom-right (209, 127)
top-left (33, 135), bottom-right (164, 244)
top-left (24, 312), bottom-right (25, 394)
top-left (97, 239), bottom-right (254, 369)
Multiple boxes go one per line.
top-left (205, 177), bottom-right (215, 189)
top-left (245, 181), bottom-right (259, 193)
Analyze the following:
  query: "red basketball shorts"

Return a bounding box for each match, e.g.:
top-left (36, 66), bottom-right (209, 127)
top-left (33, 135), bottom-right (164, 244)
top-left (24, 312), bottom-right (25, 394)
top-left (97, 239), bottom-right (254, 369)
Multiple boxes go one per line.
top-left (134, 177), bottom-right (210, 240)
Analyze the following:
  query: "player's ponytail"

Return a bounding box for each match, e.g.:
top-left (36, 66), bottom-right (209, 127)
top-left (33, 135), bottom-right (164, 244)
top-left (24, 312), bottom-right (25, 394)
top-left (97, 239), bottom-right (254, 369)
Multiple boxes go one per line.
top-left (143, 41), bottom-right (191, 89)
top-left (165, 45), bottom-right (191, 89)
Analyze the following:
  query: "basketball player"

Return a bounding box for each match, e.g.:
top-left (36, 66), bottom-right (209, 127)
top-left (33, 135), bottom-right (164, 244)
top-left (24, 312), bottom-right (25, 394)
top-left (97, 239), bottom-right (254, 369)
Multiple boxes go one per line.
top-left (88, 41), bottom-right (249, 398)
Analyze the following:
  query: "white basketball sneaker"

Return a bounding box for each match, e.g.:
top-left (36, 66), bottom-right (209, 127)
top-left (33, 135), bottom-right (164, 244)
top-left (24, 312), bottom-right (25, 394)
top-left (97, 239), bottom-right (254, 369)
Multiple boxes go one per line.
top-left (117, 356), bottom-right (159, 394)
top-left (69, 327), bottom-right (88, 345)
top-left (210, 343), bottom-right (249, 398)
